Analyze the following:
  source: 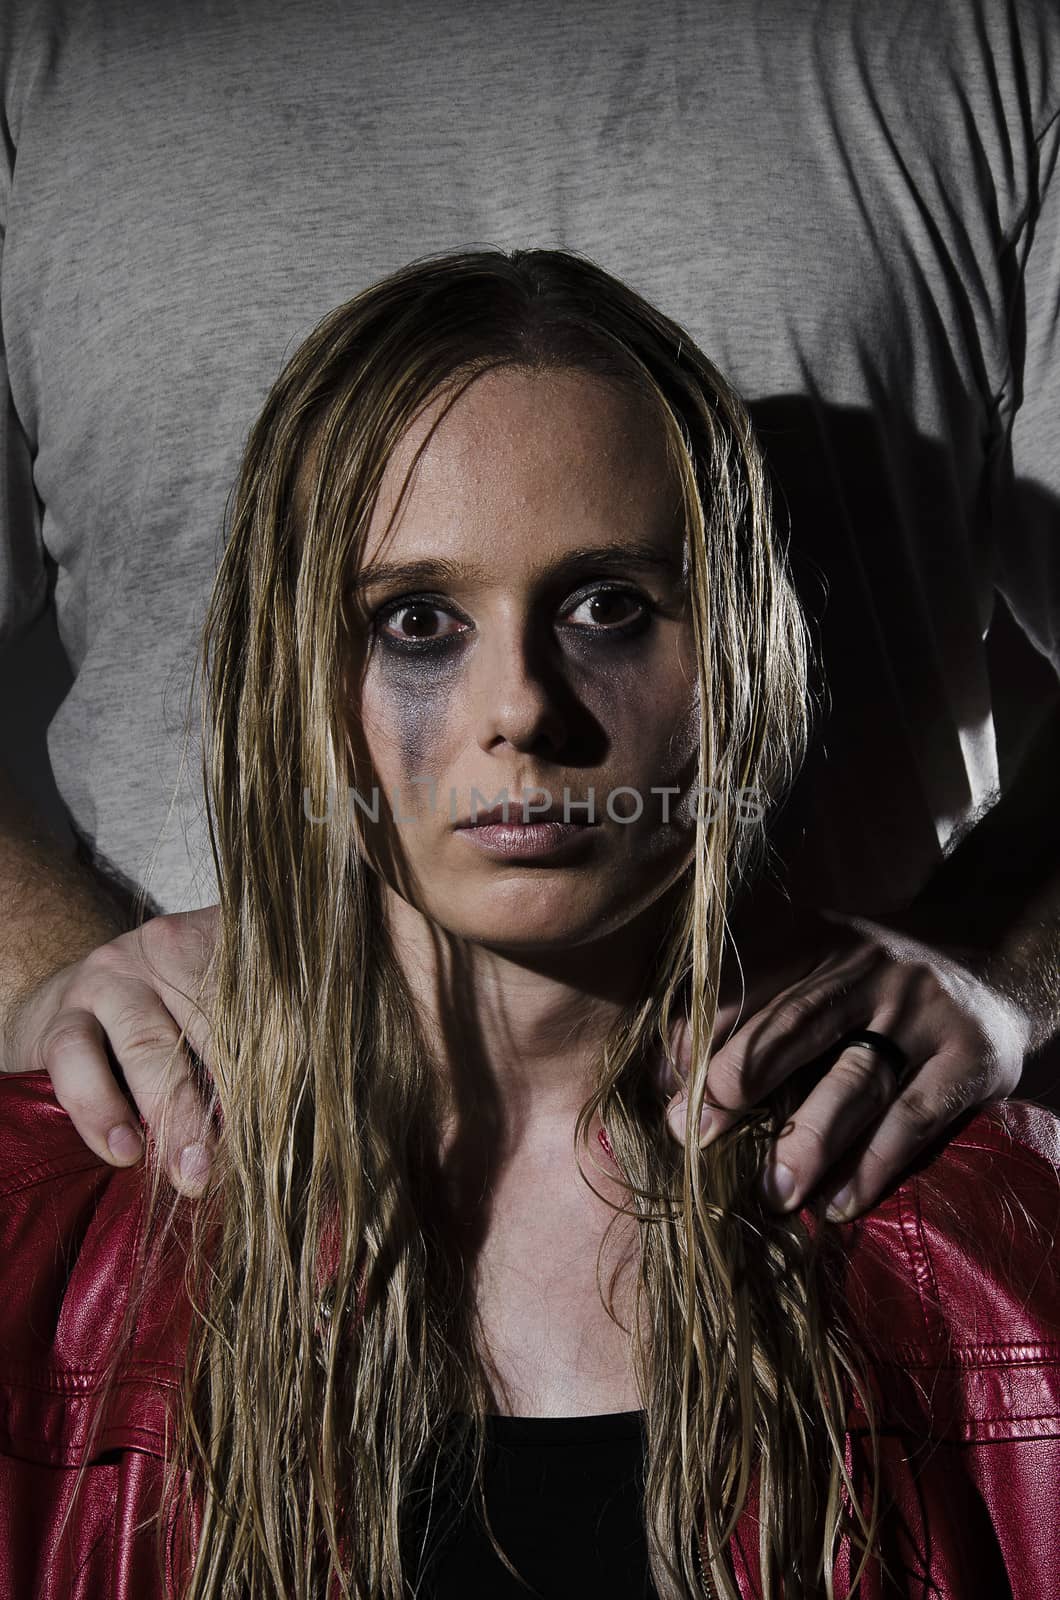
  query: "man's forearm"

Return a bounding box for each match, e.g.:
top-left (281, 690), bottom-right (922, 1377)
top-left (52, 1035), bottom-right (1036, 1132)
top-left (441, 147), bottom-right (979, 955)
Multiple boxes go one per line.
top-left (0, 766), bottom-right (131, 1039)
top-left (970, 863), bottom-right (1060, 1058)
top-left (891, 852), bottom-right (1060, 1066)
top-left (886, 701), bottom-right (1060, 1068)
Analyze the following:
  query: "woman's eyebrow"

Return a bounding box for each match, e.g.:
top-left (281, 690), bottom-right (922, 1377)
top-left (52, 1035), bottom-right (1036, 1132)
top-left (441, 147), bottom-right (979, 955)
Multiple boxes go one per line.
top-left (349, 539), bottom-right (686, 593)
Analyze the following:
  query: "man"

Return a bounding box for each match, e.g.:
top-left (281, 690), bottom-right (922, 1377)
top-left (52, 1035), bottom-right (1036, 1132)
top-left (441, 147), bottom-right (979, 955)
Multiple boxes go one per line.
top-left (1, 0), bottom-right (1057, 1209)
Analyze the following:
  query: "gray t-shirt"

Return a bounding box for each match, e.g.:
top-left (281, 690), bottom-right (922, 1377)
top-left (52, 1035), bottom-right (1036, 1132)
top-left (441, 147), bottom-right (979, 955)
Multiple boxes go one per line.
top-left (1, 0), bottom-right (1058, 917)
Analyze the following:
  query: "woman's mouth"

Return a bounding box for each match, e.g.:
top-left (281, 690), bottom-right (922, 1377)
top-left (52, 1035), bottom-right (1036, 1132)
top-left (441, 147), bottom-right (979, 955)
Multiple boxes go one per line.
top-left (454, 820), bottom-right (597, 860)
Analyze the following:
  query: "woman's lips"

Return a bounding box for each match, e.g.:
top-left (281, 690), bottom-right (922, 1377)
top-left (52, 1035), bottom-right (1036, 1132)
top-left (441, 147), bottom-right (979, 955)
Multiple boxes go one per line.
top-left (454, 821), bottom-right (596, 859)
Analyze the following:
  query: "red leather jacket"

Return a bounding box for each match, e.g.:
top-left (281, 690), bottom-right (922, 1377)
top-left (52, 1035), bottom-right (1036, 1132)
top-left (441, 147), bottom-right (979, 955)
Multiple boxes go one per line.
top-left (1, 1069), bottom-right (1059, 1599)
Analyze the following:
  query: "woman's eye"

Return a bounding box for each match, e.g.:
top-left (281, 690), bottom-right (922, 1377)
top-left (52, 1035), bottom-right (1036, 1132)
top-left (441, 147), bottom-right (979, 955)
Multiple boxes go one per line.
top-left (371, 585), bottom-right (652, 654)
top-left (564, 587), bottom-right (650, 631)
top-left (374, 600), bottom-right (468, 650)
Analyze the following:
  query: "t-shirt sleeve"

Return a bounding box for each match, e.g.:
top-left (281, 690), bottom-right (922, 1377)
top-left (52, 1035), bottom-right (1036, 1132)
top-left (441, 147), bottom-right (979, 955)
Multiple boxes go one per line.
top-left (998, 104), bottom-right (1060, 677)
top-left (0, 78), bottom-right (49, 659)
top-left (0, 330), bottom-right (47, 656)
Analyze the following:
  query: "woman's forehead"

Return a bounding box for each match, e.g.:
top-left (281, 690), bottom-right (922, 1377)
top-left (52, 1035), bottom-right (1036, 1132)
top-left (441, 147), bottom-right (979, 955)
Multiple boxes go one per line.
top-left (293, 366), bottom-right (685, 575)
top-left (369, 374), bottom-right (681, 562)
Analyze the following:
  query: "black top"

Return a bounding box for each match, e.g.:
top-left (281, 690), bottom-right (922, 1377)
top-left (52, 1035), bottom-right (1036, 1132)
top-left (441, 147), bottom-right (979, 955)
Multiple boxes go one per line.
top-left (402, 1408), bottom-right (661, 1599)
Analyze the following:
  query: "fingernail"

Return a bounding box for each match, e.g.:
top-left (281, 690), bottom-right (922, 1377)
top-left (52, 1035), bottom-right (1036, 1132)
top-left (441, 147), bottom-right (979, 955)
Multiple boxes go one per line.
top-left (825, 1183), bottom-right (855, 1221)
top-left (107, 1122), bottom-right (143, 1163)
top-left (760, 1161), bottom-right (797, 1208)
top-left (666, 1100), bottom-right (688, 1141)
top-left (667, 1100), bottom-right (714, 1147)
top-left (178, 1143), bottom-right (210, 1190)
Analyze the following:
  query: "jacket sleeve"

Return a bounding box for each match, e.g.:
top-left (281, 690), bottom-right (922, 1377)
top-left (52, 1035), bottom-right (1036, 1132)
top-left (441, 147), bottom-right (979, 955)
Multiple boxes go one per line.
top-left (918, 1101), bottom-right (1060, 1598)
top-left (0, 1071), bottom-right (191, 1600)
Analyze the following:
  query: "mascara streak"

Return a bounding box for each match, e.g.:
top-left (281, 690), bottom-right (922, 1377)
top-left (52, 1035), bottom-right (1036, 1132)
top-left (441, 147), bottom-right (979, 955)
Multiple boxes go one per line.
top-left (374, 641), bottom-right (459, 820)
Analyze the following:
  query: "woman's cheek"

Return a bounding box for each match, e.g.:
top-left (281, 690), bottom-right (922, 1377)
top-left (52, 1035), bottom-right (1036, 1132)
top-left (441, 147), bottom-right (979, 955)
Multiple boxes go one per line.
top-left (611, 665), bottom-right (699, 843)
top-left (579, 632), bottom-right (699, 760)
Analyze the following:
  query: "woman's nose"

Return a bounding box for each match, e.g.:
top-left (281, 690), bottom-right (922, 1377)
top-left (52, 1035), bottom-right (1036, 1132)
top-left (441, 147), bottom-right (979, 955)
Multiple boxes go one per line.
top-left (472, 621), bottom-right (567, 755)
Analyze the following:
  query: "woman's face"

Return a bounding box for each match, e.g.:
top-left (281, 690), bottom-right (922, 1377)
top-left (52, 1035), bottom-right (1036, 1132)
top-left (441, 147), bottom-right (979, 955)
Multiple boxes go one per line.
top-left (347, 365), bottom-right (701, 954)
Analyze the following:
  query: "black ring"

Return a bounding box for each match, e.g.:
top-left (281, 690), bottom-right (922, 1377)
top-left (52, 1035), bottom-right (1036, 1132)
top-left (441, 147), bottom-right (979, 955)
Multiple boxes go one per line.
top-left (838, 1029), bottom-right (910, 1085)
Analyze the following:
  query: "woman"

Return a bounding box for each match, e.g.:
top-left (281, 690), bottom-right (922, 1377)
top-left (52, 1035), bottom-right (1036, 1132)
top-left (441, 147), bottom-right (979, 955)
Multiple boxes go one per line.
top-left (1, 247), bottom-right (1057, 1600)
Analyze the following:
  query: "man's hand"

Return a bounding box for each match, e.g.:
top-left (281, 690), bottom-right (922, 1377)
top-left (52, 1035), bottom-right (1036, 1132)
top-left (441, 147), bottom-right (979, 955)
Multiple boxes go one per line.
top-left (663, 903), bottom-right (1029, 1222)
top-left (1, 904), bottom-right (220, 1196)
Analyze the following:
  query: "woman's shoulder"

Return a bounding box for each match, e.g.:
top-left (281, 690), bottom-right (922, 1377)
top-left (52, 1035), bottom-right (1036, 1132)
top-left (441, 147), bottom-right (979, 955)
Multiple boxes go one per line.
top-left (0, 1068), bottom-right (191, 1465)
top-left (839, 1097), bottom-right (1060, 1438)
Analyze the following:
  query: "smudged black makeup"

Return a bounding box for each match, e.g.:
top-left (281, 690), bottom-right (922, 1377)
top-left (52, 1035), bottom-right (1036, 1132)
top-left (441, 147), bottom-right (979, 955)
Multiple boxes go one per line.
top-left (372, 645), bottom-right (455, 797)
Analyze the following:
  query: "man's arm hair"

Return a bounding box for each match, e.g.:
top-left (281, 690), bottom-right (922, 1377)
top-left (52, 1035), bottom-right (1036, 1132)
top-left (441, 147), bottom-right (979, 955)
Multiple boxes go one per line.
top-left (888, 699), bottom-right (1060, 1097)
top-left (0, 762), bottom-right (142, 1056)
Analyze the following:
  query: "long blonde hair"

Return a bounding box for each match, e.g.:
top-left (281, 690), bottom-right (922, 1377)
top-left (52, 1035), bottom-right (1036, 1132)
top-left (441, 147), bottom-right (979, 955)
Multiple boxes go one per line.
top-left (71, 247), bottom-right (890, 1597)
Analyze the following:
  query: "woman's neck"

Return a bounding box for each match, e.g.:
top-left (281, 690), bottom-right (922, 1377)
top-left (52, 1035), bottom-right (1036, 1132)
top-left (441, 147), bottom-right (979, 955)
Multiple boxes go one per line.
top-left (382, 884), bottom-right (675, 1151)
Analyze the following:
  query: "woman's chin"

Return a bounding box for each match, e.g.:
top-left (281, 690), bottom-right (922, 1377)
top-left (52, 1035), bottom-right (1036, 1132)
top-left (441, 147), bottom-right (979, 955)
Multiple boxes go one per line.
top-left (392, 849), bottom-right (691, 952)
top-left (427, 891), bottom-right (653, 956)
